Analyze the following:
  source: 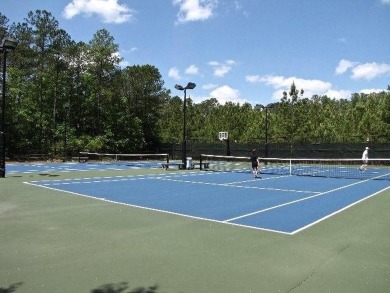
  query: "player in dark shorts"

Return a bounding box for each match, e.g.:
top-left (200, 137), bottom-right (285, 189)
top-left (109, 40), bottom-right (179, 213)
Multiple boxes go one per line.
top-left (250, 149), bottom-right (260, 178)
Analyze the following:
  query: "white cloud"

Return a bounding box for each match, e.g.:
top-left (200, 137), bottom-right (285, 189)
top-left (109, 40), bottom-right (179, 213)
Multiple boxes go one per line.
top-left (246, 74), bottom-right (351, 100)
top-left (233, 1), bottom-right (249, 17)
top-left (202, 83), bottom-right (218, 90)
top-left (335, 59), bottom-right (390, 80)
top-left (359, 88), bottom-right (387, 94)
top-left (121, 47), bottom-right (138, 54)
top-left (119, 60), bottom-right (129, 68)
top-left (209, 60), bottom-right (236, 77)
top-left (209, 85), bottom-right (248, 104)
top-left (189, 95), bottom-right (210, 103)
top-left (173, 0), bottom-right (217, 24)
top-left (323, 89), bottom-right (352, 100)
top-left (185, 64), bottom-right (199, 75)
top-left (168, 67), bottom-right (181, 80)
top-left (225, 59), bottom-right (236, 65)
top-left (351, 62), bottom-right (390, 80)
top-left (380, 0), bottom-right (390, 5)
top-left (247, 75), bottom-right (331, 92)
top-left (337, 37), bottom-right (347, 43)
top-left (335, 59), bottom-right (358, 75)
top-left (63, 0), bottom-right (135, 23)
top-left (214, 65), bottom-right (231, 77)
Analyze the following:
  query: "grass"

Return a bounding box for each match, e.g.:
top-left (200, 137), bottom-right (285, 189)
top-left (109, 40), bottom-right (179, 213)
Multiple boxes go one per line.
top-left (1, 168), bottom-right (390, 292)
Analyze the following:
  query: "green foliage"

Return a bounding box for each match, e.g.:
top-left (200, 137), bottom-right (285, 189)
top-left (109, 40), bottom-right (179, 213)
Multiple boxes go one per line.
top-left (2, 10), bottom-right (390, 157)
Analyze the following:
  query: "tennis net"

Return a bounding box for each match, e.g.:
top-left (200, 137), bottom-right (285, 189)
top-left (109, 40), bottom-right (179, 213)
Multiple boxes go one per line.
top-left (200, 154), bottom-right (390, 180)
top-left (78, 152), bottom-right (169, 168)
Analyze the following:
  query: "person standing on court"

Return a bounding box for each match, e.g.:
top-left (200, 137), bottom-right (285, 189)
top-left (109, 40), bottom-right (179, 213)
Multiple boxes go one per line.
top-left (250, 149), bottom-right (261, 178)
top-left (360, 146), bottom-right (369, 171)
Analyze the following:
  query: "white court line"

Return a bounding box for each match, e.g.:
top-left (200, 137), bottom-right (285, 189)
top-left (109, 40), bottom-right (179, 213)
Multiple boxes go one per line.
top-left (157, 176), bottom-right (318, 194)
top-left (290, 185), bottom-right (390, 234)
top-left (28, 171), bottom-right (321, 195)
top-left (225, 175), bottom-right (288, 185)
top-left (25, 171), bottom-right (389, 235)
top-left (23, 180), bottom-right (291, 235)
top-left (223, 175), bottom-right (385, 224)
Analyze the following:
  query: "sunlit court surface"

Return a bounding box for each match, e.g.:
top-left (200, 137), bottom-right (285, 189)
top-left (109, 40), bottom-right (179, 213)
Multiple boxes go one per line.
top-left (3, 161), bottom-right (390, 293)
top-left (22, 164), bottom-right (390, 235)
top-left (6, 161), bottom-right (162, 174)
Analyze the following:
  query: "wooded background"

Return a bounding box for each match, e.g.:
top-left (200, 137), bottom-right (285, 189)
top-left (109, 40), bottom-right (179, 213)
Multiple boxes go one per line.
top-left (1, 11), bottom-right (390, 159)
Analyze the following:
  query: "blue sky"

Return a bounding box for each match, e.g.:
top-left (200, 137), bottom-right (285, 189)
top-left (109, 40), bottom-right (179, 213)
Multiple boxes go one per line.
top-left (2, 0), bottom-right (390, 106)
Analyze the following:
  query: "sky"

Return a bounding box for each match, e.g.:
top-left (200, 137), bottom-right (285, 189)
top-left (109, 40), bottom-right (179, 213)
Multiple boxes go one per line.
top-left (2, 0), bottom-right (390, 106)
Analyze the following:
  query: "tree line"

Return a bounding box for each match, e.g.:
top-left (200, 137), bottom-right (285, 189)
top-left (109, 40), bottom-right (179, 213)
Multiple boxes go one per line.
top-left (1, 10), bottom-right (390, 158)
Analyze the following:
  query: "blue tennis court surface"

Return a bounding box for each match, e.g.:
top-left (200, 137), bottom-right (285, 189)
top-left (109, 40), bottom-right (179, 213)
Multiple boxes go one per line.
top-left (6, 161), bottom-right (160, 174)
top-left (25, 170), bottom-right (390, 234)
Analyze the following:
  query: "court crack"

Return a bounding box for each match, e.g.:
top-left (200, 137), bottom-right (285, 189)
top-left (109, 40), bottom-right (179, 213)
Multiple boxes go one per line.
top-left (286, 243), bottom-right (351, 293)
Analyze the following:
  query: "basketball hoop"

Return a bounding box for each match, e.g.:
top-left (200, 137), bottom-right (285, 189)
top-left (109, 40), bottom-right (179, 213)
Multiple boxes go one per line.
top-left (219, 131), bottom-right (228, 141)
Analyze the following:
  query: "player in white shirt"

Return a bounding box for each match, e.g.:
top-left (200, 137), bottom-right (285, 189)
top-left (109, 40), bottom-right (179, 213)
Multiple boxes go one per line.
top-left (360, 147), bottom-right (369, 171)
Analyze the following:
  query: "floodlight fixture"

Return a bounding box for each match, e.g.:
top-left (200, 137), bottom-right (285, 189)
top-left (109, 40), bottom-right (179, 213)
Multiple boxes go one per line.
top-left (175, 84), bottom-right (184, 90)
top-left (185, 82), bottom-right (196, 90)
top-left (1, 37), bottom-right (18, 51)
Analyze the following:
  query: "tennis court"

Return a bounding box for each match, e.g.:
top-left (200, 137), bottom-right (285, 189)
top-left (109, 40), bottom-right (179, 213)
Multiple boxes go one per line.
top-left (25, 167), bottom-right (390, 234)
top-left (2, 158), bottom-right (390, 292)
top-left (6, 154), bottom-right (169, 175)
top-left (6, 161), bottom-right (158, 174)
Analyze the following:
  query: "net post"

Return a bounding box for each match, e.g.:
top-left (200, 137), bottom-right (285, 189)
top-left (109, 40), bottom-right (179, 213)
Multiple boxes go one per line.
top-left (0, 132), bottom-right (5, 177)
top-left (289, 159), bottom-right (292, 175)
top-left (200, 154), bottom-right (203, 170)
top-left (226, 138), bottom-right (231, 156)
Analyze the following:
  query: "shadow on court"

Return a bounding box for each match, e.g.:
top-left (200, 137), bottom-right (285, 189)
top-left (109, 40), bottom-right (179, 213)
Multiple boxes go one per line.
top-left (91, 283), bottom-right (160, 293)
top-left (0, 283), bottom-right (23, 293)
top-left (0, 282), bottom-right (174, 293)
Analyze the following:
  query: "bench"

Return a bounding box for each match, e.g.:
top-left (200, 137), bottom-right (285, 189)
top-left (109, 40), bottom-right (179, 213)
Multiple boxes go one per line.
top-left (72, 156), bottom-right (89, 163)
top-left (161, 162), bottom-right (209, 170)
top-left (161, 162), bottom-right (185, 170)
top-left (23, 154), bottom-right (49, 161)
top-left (192, 162), bottom-right (209, 169)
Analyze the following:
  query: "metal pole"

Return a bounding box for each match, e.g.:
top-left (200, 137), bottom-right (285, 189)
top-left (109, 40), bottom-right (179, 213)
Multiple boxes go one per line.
top-left (1, 50), bottom-right (6, 132)
top-left (175, 82), bottom-right (195, 169)
top-left (0, 37), bottom-right (18, 178)
top-left (63, 104), bottom-right (69, 162)
top-left (265, 107), bottom-right (269, 158)
top-left (0, 49), bottom-right (7, 177)
top-left (63, 113), bottom-right (67, 162)
top-left (182, 89), bottom-right (187, 168)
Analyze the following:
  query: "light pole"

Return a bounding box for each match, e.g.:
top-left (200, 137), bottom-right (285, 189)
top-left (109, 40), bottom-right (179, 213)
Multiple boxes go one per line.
top-left (63, 102), bottom-right (70, 162)
top-left (0, 37), bottom-right (18, 178)
top-left (175, 82), bottom-right (196, 169)
top-left (261, 105), bottom-right (272, 158)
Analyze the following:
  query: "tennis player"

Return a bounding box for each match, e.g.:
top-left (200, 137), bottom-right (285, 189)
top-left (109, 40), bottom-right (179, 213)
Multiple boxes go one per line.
top-left (360, 147), bottom-right (369, 171)
top-left (250, 149), bottom-right (261, 178)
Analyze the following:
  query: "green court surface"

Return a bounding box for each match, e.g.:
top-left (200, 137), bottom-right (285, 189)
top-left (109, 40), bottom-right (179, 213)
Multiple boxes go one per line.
top-left (1, 168), bottom-right (390, 293)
